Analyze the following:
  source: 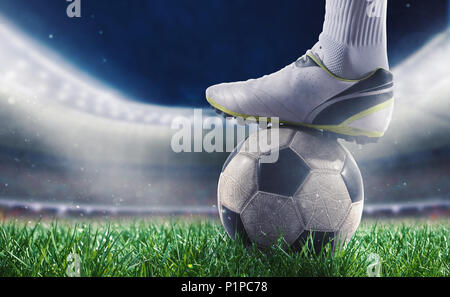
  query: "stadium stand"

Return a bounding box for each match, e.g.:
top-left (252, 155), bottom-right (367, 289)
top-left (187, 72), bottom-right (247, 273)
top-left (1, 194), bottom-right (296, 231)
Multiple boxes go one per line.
top-left (0, 20), bottom-right (448, 218)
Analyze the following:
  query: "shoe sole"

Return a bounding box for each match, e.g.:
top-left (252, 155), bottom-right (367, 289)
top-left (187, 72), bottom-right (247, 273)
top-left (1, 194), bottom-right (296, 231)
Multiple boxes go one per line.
top-left (206, 95), bottom-right (394, 145)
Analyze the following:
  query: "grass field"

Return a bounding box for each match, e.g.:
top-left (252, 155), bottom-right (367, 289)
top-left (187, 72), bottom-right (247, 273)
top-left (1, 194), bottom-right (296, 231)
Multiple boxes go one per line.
top-left (0, 219), bottom-right (448, 277)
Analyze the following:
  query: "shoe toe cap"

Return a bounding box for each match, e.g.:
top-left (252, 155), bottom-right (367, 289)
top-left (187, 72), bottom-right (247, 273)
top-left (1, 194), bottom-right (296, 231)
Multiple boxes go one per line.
top-left (206, 83), bottom-right (234, 108)
top-left (206, 82), bottom-right (252, 116)
top-left (205, 84), bottom-right (219, 101)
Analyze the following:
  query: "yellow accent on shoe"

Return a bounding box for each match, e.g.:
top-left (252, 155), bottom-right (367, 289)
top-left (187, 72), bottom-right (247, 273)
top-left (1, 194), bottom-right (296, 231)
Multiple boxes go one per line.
top-left (206, 95), bottom-right (394, 138)
top-left (305, 51), bottom-right (392, 82)
top-left (302, 98), bottom-right (394, 137)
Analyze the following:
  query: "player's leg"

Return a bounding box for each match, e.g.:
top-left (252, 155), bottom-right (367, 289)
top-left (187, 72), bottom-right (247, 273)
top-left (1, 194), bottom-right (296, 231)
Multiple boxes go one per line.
top-left (206, 0), bottom-right (393, 144)
top-left (318, 0), bottom-right (389, 79)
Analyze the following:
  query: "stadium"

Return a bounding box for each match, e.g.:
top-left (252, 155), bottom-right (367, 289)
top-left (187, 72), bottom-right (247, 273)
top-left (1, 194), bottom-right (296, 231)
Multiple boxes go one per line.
top-left (0, 1), bottom-right (448, 278)
top-left (0, 21), bottom-right (448, 218)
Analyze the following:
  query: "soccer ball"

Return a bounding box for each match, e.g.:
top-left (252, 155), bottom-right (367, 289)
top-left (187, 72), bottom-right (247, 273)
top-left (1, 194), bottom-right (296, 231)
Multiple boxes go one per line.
top-left (218, 127), bottom-right (364, 252)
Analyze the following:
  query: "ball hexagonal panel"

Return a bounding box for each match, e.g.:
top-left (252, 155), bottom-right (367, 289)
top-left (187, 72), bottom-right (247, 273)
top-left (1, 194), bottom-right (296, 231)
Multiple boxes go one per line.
top-left (293, 172), bottom-right (352, 232)
top-left (241, 191), bottom-right (304, 248)
top-left (258, 148), bottom-right (310, 197)
top-left (290, 130), bottom-right (346, 171)
top-left (219, 153), bottom-right (258, 212)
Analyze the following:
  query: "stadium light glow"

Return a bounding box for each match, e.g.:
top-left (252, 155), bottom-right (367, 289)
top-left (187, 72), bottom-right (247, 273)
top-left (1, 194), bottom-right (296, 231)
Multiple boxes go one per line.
top-left (0, 14), bottom-right (198, 126)
top-left (346, 29), bottom-right (450, 161)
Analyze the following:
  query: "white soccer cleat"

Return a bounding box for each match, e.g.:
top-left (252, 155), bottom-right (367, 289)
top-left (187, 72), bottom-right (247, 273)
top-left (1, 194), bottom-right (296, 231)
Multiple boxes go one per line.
top-left (206, 50), bottom-right (394, 144)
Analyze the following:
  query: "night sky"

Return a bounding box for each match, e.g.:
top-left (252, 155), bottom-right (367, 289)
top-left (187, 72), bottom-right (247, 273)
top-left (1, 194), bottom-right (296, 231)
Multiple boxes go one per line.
top-left (0, 0), bottom-right (447, 107)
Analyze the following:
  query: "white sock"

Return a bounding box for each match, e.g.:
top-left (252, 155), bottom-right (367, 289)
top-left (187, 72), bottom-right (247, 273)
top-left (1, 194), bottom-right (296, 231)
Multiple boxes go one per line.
top-left (312, 0), bottom-right (389, 79)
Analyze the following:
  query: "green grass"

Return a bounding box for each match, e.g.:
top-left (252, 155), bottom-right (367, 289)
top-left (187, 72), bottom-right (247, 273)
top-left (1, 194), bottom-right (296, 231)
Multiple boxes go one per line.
top-left (0, 219), bottom-right (448, 277)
